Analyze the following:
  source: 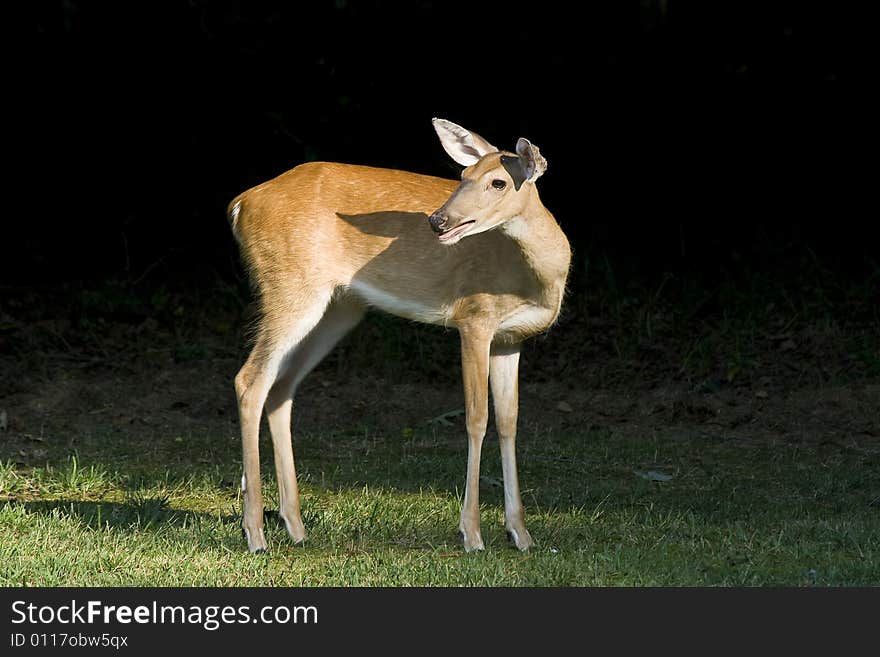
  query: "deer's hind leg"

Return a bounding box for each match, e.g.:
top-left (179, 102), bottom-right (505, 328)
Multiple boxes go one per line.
top-left (235, 291), bottom-right (334, 553)
top-left (264, 295), bottom-right (365, 544)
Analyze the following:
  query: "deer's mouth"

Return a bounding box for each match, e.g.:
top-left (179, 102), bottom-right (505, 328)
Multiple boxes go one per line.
top-left (437, 220), bottom-right (475, 243)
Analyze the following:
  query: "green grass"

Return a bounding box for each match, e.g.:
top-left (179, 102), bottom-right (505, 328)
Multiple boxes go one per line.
top-left (1, 258), bottom-right (877, 586)
top-left (1, 421), bottom-right (877, 586)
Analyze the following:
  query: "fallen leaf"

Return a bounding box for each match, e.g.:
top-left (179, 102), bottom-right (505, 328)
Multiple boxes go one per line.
top-left (779, 339), bottom-right (797, 352)
top-left (556, 401), bottom-right (573, 413)
top-left (755, 390), bottom-right (769, 399)
top-left (427, 408), bottom-right (464, 427)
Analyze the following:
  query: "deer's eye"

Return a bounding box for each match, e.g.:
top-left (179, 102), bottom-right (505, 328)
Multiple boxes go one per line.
top-left (491, 179), bottom-right (507, 190)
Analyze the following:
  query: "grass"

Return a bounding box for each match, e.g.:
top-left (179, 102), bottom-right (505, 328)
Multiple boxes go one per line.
top-left (1, 418), bottom-right (878, 586)
top-left (1, 252), bottom-right (877, 586)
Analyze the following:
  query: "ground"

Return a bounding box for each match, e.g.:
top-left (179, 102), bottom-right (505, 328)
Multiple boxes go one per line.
top-left (0, 274), bottom-right (878, 585)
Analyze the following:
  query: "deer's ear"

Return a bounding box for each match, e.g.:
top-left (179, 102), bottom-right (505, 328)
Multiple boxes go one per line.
top-left (500, 139), bottom-right (548, 191)
top-left (432, 118), bottom-right (498, 166)
top-left (515, 138), bottom-right (547, 183)
top-left (500, 155), bottom-right (528, 191)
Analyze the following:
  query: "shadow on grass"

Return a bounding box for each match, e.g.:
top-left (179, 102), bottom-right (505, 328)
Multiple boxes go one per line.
top-left (5, 408), bottom-right (879, 556)
top-left (2, 498), bottom-right (237, 532)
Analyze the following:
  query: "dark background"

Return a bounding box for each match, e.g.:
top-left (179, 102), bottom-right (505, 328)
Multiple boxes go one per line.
top-left (8, 1), bottom-right (874, 287)
top-left (3, 4), bottom-right (878, 587)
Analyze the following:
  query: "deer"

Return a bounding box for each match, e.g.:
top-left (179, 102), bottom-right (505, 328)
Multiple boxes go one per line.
top-left (228, 118), bottom-right (571, 553)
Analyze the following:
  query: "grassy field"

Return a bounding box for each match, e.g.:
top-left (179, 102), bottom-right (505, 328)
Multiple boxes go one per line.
top-left (1, 262), bottom-right (878, 586)
top-left (1, 385), bottom-right (878, 586)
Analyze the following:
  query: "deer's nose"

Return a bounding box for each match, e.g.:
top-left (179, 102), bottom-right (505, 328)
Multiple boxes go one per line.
top-left (428, 212), bottom-right (447, 234)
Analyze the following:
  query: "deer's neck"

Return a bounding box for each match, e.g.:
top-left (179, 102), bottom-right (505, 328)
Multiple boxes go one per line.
top-left (501, 194), bottom-right (571, 308)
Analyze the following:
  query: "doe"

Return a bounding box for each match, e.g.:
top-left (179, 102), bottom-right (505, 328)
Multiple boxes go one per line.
top-left (229, 119), bottom-right (571, 552)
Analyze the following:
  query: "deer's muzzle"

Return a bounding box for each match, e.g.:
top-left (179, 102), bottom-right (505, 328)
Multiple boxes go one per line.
top-left (428, 212), bottom-right (447, 234)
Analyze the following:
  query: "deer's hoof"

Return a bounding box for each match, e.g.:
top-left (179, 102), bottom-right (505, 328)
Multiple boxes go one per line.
top-left (244, 526), bottom-right (268, 553)
top-left (506, 526), bottom-right (534, 552)
top-left (460, 528), bottom-right (485, 553)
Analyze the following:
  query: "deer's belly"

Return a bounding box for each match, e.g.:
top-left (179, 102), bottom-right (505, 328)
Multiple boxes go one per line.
top-left (348, 280), bottom-right (451, 325)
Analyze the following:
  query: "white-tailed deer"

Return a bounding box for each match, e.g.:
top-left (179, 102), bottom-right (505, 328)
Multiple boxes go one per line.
top-left (229, 118), bottom-right (571, 553)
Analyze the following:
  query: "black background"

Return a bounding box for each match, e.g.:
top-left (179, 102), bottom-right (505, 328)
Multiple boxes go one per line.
top-left (9, 2), bottom-right (873, 286)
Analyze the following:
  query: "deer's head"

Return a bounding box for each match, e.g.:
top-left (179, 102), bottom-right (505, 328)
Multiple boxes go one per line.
top-left (428, 118), bottom-right (548, 245)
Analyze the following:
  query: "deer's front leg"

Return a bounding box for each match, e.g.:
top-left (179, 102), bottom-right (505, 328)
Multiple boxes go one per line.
top-left (458, 326), bottom-right (491, 552)
top-left (490, 342), bottom-right (533, 551)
